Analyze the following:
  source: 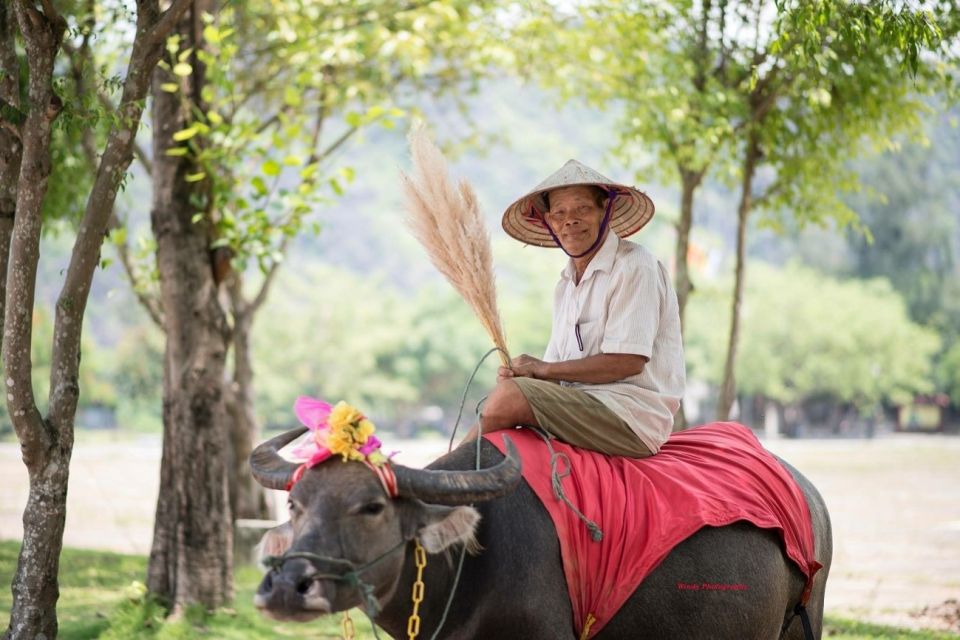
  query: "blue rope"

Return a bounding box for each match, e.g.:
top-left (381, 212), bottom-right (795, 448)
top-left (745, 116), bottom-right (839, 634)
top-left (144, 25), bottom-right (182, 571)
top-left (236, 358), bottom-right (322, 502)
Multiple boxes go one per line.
top-left (527, 427), bottom-right (603, 542)
top-left (431, 346), bottom-right (506, 640)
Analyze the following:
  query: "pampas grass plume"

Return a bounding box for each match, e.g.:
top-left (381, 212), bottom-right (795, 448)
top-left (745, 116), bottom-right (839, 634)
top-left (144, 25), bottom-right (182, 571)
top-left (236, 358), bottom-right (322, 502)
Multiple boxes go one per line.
top-left (400, 125), bottom-right (510, 367)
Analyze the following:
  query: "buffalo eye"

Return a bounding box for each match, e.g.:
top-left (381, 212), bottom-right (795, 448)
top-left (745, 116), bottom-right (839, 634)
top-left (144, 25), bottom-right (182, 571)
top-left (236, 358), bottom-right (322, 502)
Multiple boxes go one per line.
top-left (288, 500), bottom-right (301, 518)
top-left (359, 502), bottom-right (385, 516)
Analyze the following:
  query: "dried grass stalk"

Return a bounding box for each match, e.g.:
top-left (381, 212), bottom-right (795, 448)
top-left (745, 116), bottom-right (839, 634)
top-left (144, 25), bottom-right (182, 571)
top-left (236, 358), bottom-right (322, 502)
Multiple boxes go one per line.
top-left (400, 125), bottom-right (510, 366)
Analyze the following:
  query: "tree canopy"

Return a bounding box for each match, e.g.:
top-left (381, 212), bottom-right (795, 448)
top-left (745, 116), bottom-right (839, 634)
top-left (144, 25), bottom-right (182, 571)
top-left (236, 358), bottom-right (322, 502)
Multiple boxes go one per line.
top-left (686, 262), bottom-right (941, 411)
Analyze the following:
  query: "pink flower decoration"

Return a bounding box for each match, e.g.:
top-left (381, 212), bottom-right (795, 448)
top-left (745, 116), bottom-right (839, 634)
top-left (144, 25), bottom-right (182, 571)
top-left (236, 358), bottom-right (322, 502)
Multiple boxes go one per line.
top-left (285, 395), bottom-right (394, 472)
top-left (290, 396), bottom-right (334, 466)
top-left (294, 395), bottom-right (333, 430)
top-left (358, 435), bottom-right (382, 457)
top-left (302, 448), bottom-right (333, 468)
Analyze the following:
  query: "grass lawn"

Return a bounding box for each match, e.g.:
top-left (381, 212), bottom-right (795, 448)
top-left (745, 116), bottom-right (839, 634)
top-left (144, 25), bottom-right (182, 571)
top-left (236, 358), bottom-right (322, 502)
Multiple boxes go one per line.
top-left (0, 540), bottom-right (954, 639)
top-left (0, 541), bottom-right (378, 639)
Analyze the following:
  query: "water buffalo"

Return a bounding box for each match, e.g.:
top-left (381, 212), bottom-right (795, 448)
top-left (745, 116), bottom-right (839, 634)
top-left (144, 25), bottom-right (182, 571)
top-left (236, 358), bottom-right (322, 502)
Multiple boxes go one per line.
top-left (250, 427), bottom-right (832, 639)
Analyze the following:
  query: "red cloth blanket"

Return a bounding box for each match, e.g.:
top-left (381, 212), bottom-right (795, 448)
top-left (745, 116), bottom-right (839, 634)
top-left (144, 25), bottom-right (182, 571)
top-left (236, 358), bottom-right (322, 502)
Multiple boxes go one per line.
top-left (485, 422), bottom-right (822, 639)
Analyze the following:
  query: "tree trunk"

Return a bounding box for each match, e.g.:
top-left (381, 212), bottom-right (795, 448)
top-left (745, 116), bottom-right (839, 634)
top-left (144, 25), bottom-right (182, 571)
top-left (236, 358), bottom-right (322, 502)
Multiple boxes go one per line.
top-left (2, 6), bottom-right (67, 638)
top-left (3, 2), bottom-right (186, 636)
top-left (146, 0), bottom-right (234, 612)
top-left (225, 276), bottom-right (270, 521)
top-left (4, 455), bottom-right (71, 640)
top-left (716, 135), bottom-right (760, 421)
top-left (672, 168), bottom-right (705, 431)
top-left (674, 169), bottom-right (703, 330)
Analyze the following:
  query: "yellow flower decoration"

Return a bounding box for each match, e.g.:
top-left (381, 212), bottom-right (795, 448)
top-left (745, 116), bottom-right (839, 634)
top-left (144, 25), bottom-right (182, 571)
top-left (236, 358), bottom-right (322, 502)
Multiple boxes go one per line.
top-left (326, 401), bottom-right (378, 462)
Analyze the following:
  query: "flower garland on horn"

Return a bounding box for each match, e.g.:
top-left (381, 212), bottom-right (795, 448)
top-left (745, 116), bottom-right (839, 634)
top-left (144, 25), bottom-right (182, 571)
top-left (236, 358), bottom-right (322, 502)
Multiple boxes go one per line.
top-left (285, 395), bottom-right (397, 496)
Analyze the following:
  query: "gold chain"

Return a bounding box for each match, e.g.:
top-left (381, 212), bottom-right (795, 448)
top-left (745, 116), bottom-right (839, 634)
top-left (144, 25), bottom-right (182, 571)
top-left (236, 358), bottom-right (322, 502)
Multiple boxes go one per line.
top-left (342, 610), bottom-right (356, 639)
top-left (406, 540), bottom-right (428, 639)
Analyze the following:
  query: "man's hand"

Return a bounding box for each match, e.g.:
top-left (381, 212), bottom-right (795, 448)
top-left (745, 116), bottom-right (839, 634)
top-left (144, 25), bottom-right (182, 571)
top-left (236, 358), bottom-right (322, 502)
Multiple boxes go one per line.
top-left (497, 354), bottom-right (547, 382)
top-left (497, 353), bottom-right (647, 385)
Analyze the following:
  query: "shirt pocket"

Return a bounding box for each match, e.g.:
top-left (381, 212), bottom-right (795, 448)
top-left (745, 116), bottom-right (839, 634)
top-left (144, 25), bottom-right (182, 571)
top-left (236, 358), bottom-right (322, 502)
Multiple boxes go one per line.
top-left (573, 319), bottom-right (602, 357)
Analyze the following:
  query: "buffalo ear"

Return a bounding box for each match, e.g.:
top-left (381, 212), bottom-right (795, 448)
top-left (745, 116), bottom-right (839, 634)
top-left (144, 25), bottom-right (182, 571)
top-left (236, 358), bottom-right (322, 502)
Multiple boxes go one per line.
top-left (256, 521), bottom-right (294, 569)
top-left (400, 501), bottom-right (481, 554)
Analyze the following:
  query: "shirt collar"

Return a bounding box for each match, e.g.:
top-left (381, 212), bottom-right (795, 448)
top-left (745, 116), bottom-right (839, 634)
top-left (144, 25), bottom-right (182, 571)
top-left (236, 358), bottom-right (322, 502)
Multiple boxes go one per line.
top-left (560, 231), bottom-right (620, 283)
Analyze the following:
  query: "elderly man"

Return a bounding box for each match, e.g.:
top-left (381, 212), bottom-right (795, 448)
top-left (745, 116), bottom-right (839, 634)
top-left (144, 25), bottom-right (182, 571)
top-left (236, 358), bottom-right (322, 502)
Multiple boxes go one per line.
top-left (473, 160), bottom-right (685, 457)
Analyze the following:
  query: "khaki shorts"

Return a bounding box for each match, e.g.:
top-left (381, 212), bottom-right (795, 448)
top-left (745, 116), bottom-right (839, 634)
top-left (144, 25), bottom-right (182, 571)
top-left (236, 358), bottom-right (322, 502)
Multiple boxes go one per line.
top-left (510, 377), bottom-right (652, 458)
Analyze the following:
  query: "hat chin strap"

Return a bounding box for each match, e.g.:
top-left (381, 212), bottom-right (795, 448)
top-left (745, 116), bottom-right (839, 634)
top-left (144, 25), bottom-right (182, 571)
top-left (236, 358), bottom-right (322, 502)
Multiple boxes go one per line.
top-left (543, 190), bottom-right (617, 259)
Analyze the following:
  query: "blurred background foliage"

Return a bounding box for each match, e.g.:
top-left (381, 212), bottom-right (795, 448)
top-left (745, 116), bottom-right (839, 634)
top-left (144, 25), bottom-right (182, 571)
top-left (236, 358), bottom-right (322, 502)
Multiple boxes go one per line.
top-left (4, 91), bottom-right (956, 438)
top-left (0, 0), bottom-right (957, 439)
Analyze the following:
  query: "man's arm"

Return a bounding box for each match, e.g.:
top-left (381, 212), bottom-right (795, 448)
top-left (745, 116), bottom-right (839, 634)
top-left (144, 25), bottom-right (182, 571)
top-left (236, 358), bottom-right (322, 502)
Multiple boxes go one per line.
top-left (499, 353), bottom-right (647, 385)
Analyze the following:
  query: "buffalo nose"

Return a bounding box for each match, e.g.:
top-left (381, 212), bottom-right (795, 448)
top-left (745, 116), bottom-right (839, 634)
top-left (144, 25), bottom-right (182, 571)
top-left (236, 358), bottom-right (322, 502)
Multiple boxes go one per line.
top-left (254, 568), bottom-right (332, 615)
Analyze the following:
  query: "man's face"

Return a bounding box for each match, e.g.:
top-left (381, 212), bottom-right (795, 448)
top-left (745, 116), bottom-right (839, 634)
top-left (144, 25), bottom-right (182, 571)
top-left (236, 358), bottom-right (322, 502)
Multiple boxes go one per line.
top-left (544, 186), bottom-right (607, 257)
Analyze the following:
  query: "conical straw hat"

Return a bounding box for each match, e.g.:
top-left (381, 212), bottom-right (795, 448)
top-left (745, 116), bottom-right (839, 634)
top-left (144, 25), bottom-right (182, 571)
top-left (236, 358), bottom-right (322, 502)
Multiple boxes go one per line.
top-left (501, 159), bottom-right (655, 247)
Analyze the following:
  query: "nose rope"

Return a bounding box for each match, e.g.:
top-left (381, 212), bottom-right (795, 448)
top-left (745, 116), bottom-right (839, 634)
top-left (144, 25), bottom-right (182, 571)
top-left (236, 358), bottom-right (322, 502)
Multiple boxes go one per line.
top-left (262, 536), bottom-right (407, 630)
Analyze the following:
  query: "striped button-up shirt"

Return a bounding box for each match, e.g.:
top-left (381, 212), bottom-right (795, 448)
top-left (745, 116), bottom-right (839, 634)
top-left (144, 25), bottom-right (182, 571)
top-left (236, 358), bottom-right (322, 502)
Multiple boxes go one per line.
top-left (544, 232), bottom-right (686, 453)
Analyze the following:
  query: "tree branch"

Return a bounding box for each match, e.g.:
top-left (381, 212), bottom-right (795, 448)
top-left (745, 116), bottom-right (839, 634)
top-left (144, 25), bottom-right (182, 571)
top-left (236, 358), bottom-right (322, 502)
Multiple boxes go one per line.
top-left (60, 27), bottom-right (163, 331)
top-left (693, 0), bottom-right (712, 92)
top-left (0, 5), bottom-right (19, 367)
top-left (108, 212), bottom-right (165, 329)
top-left (316, 124), bottom-right (359, 162)
top-left (753, 178), bottom-right (784, 209)
top-left (0, 3), bottom-right (18, 108)
top-left (7, 0), bottom-right (66, 461)
top-left (146, 0), bottom-right (192, 48)
top-left (249, 235), bottom-right (290, 313)
top-left (62, 35), bottom-right (155, 178)
top-left (39, 0), bottom-right (62, 24)
top-left (47, 0), bottom-right (174, 425)
top-left (96, 88), bottom-right (154, 176)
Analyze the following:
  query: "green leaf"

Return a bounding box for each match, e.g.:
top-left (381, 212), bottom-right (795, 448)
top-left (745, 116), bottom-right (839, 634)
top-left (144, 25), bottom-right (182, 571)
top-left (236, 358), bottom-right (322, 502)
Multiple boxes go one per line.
top-left (262, 160), bottom-right (281, 176)
top-left (165, 34), bottom-right (180, 56)
top-left (160, 83), bottom-right (180, 93)
top-left (203, 25), bottom-right (221, 44)
top-left (344, 111), bottom-right (362, 127)
top-left (329, 178), bottom-right (344, 196)
top-left (207, 110), bottom-right (223, 126)
top-left (165, 147), bottom-right (189, 156)
top-left (300, 163), bottom-right (319, 180)
top-left (111, 227), bottom-right (127, 246)
top-left (284, 85), bottom-right (302, 107)
top-left (172, 126), bottom-right (198, 142)
top-left (283, 155), bottom-right (302, 167)
top-left (185, 172), bottom-right (207, 183)
top-left (339, 166), bottom-right (356, 182)
top-left (251, 176), bottom-right (268, 196)
top-left (173, 63), bottom-right (193, 77)
top-left (191, 213), bottom-right (204, 223)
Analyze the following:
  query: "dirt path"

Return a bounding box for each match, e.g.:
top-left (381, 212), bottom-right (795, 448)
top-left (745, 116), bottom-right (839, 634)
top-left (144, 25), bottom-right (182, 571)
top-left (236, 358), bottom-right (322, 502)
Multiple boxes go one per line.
top-left (1, 432), bottom-right (958, 632)
top-left (763, 435), bottom-right (960, 633)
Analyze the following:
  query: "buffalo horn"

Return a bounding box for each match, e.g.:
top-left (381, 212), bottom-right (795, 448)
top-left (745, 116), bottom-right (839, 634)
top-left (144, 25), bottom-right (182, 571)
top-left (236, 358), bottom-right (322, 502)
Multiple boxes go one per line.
top-left (249, 427), bottom-right (308, 490)
top-left (394, 435), bottom-right (522, 505)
